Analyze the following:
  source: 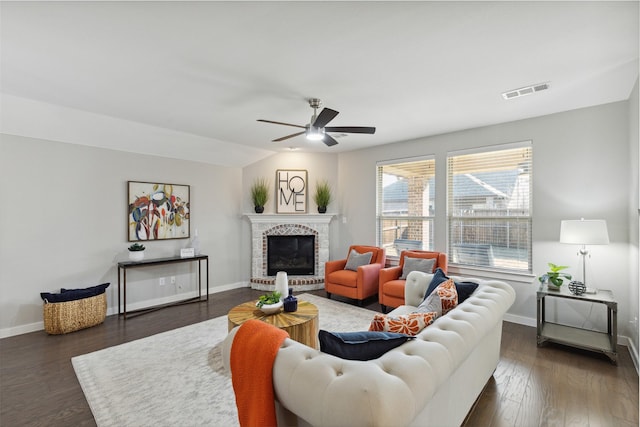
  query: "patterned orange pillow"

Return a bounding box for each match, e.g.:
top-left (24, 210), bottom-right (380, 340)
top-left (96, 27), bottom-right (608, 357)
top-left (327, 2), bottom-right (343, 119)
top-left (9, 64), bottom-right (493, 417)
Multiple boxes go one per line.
top-left (417, 277), bottom-right (458, 316)
top-left (369, 312), bottom-right (438, 336)
top-left (435, 278), bottom-right (458, 314)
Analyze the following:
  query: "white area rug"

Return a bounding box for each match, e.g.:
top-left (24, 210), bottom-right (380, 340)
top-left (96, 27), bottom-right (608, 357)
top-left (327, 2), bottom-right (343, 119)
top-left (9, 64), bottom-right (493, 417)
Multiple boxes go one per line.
top-left (72, 294), bottom-right (376, 427)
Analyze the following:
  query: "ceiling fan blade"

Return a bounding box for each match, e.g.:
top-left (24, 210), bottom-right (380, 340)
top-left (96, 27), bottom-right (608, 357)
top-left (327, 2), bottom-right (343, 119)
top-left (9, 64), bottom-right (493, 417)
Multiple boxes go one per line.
top-left (257, 119), bottom-right (306, 129)
top-left (312, 108), bottom-right (339, 128)
top-left (325, 126), bottom-right (376, 134)
top-left (273, 131), bottom-right (306, 142)
top-left (323, 134), bottom-right (339, 147)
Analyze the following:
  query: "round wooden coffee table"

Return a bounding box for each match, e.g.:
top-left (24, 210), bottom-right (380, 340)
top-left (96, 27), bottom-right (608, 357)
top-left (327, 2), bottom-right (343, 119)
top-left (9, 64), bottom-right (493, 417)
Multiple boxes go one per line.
top-left (227, 300), bottom-right (319, 349)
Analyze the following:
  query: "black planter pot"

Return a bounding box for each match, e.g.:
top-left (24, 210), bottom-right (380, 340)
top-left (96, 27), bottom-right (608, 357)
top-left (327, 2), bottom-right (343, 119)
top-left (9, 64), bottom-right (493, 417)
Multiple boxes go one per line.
top-left (317, 206), bottom-right (327, 214)
top-left (254, 206), bottom-right (264, 214)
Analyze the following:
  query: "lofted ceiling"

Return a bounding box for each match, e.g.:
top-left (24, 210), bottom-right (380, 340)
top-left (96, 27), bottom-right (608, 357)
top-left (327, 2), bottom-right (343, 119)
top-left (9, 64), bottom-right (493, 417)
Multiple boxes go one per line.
top-left (1, 1), bottom-right (638, 168)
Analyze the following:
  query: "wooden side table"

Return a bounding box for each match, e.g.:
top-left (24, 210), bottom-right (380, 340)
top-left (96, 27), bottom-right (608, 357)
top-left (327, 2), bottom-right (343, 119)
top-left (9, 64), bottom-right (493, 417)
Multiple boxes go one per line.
top-left (536, 285), bottom-right (617, 364)
top-left (228, 300), bottom-right (319, 349)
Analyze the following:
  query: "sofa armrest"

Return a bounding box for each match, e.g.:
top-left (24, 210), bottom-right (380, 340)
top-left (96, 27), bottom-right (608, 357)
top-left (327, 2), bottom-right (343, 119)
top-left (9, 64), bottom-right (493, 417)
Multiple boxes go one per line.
top-left (357, 262), bottom-right (383, 289)
top-left (404, 271), bottom-right (435, 306)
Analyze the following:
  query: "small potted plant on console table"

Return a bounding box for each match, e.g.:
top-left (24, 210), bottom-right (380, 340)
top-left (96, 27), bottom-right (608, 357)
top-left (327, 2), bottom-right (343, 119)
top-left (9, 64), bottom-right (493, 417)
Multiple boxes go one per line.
top-left (128, 243), bottom-right (146, 261)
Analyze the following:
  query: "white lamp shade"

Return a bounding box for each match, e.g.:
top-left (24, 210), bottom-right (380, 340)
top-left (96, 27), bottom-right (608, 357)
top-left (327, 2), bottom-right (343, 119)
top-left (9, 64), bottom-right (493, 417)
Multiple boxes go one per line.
top-left (560, 219), bottom-right (610, 245)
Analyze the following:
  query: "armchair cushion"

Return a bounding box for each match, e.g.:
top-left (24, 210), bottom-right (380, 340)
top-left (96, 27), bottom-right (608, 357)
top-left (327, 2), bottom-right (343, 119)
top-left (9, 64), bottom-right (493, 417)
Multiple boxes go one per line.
top-left (318, 330), bottom-right (414, 361)
top-left (344, 249), bottom-right (373, 271)
top-left (400, 257), bottom-right (437, 279)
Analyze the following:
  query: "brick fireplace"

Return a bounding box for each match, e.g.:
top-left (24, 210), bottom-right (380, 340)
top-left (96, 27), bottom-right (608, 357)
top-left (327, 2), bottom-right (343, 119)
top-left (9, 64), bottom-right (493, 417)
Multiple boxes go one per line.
top-left (246, 214), bottom-right (334, 291)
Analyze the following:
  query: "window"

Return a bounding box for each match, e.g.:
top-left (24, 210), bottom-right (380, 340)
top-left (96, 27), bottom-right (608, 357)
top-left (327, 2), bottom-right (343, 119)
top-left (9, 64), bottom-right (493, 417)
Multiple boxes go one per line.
top-left (376, 157), bottom-right (435, 258)
top-left (447, 142), bottom-right (532, 272)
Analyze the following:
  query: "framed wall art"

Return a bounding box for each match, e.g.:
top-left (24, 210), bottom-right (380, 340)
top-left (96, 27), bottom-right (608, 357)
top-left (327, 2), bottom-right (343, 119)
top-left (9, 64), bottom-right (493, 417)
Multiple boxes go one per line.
top-left (128, 181), bottom-right (190, 241)
top-left (276, 169), bottom-right (307, 213)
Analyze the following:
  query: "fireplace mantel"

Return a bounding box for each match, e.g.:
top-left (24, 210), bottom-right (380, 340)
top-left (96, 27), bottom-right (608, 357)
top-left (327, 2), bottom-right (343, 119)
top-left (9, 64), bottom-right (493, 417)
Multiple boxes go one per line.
top-left (244, 213), bottom-right (335, 224)
top-left (245, 213), bottom-right (335, 291)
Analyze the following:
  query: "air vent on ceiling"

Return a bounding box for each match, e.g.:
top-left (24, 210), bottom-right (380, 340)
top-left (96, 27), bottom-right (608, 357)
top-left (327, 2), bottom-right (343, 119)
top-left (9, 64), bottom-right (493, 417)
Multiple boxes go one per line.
top-left (502, 82), bottom-right (550, 100)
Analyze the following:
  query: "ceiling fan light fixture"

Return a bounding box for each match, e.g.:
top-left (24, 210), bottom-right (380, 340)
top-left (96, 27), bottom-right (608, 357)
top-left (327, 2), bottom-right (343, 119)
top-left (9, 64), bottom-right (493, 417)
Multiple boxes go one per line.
top-left (306, 127), bottom-right (324, 141)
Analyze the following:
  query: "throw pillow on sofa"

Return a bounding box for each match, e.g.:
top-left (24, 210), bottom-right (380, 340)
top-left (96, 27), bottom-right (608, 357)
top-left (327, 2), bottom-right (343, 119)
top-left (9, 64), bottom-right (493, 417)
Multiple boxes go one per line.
top-left (399, 257), bottom-right (436, 279)
top-left (319, 330), bottom-right (414, 361)
top-left (418, 278), bottom-right (458, 315)
top-left (368, 312), bottom-right (438, 336)
top-left (424, 268), bottom-right (479, 304)
top-left (344, 250), bottom-right (373, 271)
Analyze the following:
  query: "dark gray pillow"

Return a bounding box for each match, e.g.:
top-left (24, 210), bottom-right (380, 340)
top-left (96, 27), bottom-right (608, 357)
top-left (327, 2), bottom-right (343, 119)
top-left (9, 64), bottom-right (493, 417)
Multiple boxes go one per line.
top-left (344, 249), bottom-right (373, 271)
top-left (319, 330), bottom-right (414, 361)
top-left (400, 257), bottom-right (436, 279)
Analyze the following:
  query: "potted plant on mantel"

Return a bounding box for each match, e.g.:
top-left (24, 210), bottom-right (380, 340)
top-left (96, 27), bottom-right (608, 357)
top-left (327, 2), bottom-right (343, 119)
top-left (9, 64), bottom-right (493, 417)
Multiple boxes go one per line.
top-left (250, 178), bottom-right (270, 213)
top-left (128, 242), bottom-right (146, 261)
top-left (313, 180), bottom-right (332, 214)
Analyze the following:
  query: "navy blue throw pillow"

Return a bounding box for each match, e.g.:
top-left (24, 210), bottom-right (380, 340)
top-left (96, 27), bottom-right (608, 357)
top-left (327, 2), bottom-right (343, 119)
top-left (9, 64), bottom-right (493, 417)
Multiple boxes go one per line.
top-left (319, 330), bottom-right (414, 361)
top-left (41, 283), bottom-right (110, 303)
top-left (424, 269), bottom-right (478, 304)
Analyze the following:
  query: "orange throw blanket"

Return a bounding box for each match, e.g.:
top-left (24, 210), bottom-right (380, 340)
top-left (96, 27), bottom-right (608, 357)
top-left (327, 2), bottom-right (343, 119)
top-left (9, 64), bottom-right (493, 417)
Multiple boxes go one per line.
top-left (230, 319), bottom-right (289, 427)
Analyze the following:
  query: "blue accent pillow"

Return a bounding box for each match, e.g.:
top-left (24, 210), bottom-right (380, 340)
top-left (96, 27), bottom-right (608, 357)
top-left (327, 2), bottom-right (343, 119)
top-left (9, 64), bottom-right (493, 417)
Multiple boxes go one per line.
top-left (319, 330), bottom-right (414, 361)
top-left (424, 268), bottom-right (478, 304)
top-left (41, 283), bottom-right (110, 303)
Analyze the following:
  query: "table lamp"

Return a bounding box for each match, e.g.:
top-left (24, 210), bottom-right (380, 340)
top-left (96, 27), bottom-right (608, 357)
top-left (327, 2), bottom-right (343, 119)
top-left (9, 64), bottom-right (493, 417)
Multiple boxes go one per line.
top-left (559, 218), bottom-right (609, 289)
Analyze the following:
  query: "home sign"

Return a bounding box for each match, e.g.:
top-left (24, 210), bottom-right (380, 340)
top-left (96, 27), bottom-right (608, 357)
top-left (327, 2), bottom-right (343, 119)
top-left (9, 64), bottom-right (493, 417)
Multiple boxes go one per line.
top-left (276, 169), bottom-right (307, 213)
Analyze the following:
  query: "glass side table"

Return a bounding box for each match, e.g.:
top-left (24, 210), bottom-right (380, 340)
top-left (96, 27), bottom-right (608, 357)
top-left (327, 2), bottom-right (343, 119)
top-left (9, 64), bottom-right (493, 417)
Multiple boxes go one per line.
top-left (536, 285), bottom-right (617, 364)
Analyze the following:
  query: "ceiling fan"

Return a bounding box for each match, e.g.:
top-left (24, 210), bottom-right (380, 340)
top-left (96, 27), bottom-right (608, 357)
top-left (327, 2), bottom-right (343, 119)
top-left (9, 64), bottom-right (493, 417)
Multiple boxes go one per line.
top-left (257, 98), bottom-right (376, 147)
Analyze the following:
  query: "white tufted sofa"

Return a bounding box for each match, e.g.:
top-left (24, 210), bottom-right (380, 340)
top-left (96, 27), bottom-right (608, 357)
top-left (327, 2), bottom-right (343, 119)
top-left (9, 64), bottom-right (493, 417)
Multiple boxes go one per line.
top-left (223, 271), bottom-right (515, 427)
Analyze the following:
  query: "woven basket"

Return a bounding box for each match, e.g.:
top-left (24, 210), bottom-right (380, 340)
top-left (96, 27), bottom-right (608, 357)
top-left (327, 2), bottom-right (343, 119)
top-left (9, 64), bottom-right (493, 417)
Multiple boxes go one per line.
top-left (43, 293), bottom-right (107, 335)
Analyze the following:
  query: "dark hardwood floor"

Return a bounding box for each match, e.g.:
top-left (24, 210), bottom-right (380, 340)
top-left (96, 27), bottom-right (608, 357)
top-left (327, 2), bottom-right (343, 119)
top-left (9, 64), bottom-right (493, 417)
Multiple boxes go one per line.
top-left (1, 287), bottom-right (638, 427)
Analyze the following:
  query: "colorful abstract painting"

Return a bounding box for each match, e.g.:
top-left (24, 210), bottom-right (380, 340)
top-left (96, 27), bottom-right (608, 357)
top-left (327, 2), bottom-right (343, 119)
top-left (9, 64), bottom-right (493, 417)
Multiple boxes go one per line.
top-left (128, 181), bottom-right (190, 241)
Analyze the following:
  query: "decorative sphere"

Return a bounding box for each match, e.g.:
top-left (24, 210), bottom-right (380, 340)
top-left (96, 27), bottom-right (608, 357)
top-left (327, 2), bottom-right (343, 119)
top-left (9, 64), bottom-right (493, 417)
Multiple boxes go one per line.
top-left (568, 280), bottom-right (586, 295)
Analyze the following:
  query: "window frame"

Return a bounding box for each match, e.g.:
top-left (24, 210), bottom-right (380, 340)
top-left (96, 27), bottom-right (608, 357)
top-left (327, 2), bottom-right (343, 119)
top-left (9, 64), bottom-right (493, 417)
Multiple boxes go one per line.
top-left (446, 141), bottom-right (533, 274)
top-left (376, 155), bottom-right (436, 261)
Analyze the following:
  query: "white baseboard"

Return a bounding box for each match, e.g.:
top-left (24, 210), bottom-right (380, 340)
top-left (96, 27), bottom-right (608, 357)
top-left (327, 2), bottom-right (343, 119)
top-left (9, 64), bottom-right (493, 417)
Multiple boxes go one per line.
top-left (1, 282), bottom-right (252, 338)
top-left (0, 321), bottom-right (45, 339)
top-left (503, 313), bottom-right (537, 327)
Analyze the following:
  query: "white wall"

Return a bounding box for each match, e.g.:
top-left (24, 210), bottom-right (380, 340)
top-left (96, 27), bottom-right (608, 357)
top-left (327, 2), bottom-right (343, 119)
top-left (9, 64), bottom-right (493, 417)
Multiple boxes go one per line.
top-left (628, 77), bottom-right (639, 361)
top-left (336, 101), bottom-right (637, 345)
top-left (0, 135), bottom-right (243, 337)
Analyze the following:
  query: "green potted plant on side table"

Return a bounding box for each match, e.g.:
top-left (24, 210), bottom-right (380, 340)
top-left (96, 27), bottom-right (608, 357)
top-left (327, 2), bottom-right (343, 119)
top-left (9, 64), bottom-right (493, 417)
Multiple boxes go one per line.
top-left (538, 262), bottom-right (572, 291)
top-left (313, 180), bottom-right (332, 214)
top-left (250, 178), bottom-right (270, 213)
top-left (128, 243), bottom-right (146, 261)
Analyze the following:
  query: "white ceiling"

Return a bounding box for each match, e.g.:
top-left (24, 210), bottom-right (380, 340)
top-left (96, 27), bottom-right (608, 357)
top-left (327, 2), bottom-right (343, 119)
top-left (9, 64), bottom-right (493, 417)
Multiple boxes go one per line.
top-left (1, 1), bottom-right (638, 167)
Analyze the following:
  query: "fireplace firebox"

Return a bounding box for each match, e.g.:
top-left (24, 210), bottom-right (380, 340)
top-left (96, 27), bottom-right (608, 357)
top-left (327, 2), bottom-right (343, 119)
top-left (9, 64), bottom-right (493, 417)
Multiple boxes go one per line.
top-left (267, 235), bottom-right (315, 276)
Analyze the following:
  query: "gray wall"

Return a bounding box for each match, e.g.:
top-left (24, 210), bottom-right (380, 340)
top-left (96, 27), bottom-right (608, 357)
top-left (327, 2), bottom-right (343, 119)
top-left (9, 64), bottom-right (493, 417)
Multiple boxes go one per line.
top-left (0, 135), bottom-right (243, 337)
top-left (335, 101), bottom-right (637, 348)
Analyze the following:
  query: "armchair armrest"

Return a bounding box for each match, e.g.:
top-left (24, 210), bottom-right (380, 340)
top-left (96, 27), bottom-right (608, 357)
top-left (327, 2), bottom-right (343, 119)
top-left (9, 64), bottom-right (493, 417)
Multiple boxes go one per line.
top-left (379, 266), bottom-right (403, 284)
top-left (325, 259), bottom-right (347, 275)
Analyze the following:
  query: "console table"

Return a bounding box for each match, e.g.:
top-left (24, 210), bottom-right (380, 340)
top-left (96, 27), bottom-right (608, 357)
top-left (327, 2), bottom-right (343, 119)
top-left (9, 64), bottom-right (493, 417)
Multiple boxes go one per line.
top-left (536, 285), bottom-right (617, 364)
top-left (117, 254), bottom-right (209, 319)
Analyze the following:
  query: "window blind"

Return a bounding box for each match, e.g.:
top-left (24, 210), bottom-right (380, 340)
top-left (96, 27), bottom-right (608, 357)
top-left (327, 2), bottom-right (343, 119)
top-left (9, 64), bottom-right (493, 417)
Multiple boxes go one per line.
top-left (447, 143), bottom-right (532, 272)
top-left (376, 157), bottom-right (435, 257)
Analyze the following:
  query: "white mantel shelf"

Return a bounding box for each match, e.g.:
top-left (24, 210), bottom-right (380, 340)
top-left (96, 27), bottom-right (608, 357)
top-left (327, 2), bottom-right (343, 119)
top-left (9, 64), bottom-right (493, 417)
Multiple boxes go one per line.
top-left (244, 213), bottom-right (336, 224)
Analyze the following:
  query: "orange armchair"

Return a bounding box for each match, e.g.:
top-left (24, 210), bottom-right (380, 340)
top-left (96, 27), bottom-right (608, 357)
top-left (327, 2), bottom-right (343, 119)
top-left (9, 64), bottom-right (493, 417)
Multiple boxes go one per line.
top-left (379, 250), bottom-right (447, 312)
top-left (325, 245), bottom-right (386, 305)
